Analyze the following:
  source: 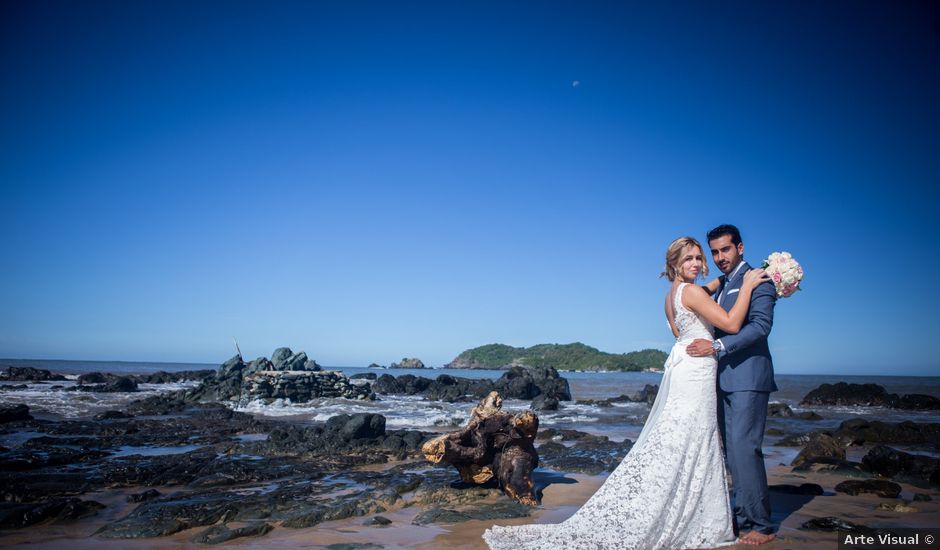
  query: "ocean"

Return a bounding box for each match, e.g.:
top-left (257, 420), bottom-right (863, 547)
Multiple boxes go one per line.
top-left (2, 358), bottom-right (939, 453)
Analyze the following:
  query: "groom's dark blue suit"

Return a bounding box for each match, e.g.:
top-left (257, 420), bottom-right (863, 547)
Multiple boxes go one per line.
top-left (713, 261), bottom-right (778, 535)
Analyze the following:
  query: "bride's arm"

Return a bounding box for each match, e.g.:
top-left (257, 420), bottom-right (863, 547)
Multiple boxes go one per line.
top-left (682, 269), bottom-right (768, 334)
top-left (701, 278), bottom-right (721, 296)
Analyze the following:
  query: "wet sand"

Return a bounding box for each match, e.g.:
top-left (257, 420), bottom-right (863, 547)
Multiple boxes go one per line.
top-left (424, 460), bottom-right (940, 550)
top-left (2, 449), bottom-right (938, 549)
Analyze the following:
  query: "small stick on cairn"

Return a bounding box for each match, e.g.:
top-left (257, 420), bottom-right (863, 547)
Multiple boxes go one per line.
top-left (422, 391), bottom-right (540, 505)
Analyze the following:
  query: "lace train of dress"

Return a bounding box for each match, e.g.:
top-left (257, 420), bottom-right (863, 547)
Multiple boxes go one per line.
top-left (483, 283), bottom-right (735, 549)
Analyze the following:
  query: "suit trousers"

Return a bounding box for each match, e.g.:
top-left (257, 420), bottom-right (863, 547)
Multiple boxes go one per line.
top-left (717, 389), bottom-right (776, 535)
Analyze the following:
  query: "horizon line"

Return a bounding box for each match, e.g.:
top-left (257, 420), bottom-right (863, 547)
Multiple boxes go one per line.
top-left (0, 356), bottom-right (936, 378)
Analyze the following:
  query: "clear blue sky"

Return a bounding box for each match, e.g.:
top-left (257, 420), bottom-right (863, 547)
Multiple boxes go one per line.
top-left (2, 1), bottom-right (938, 375)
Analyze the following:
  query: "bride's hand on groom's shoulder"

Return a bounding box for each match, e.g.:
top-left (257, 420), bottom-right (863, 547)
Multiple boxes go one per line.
top-left (743, 268), bottom-right (770, 290)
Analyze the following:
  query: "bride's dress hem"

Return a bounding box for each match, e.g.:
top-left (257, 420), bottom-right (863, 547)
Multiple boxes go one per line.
top-left (482, 283), bottom-right (736, 550)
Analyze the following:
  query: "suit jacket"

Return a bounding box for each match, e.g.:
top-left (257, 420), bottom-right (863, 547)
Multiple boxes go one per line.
top-left (714, 261), bottom-right (778, 393)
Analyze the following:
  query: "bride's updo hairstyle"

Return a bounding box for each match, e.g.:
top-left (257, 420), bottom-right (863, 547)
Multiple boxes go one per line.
top-left (661, 236), bottom-right (709, 281)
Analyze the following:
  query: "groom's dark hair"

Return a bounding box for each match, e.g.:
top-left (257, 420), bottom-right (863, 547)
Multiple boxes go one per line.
top-left (707, 224), bottom-right (742, 246)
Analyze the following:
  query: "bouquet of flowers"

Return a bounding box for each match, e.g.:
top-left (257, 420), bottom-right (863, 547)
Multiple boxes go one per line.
top-left (761, 252), bottom-right (803, 298)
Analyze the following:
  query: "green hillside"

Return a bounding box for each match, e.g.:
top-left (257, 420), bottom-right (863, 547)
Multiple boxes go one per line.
top-left (447, 343), bottom-right (668, 372)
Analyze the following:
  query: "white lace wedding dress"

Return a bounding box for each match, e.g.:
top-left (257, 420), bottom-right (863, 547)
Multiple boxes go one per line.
top-left (483, 283), bottom-right (736, 549)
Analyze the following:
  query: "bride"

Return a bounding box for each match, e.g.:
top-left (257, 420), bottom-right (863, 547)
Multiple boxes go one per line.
top-left (483, 236), bottom-right (768, 550)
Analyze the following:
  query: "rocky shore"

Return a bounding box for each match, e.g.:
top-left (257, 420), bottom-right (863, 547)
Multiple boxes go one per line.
top-left (0, 357), bottom-right (606, 546)
top-left (801, 382), bottom-right (940, 410)
top-left (371, 365), bottom-right (572, 404)
top-left (2, 365), bottom-right (939, 548)
top-left (0, 401), bottom-right (627, 545)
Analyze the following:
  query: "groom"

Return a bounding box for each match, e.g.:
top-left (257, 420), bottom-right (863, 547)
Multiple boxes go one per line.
top-left (687, 224), bottom-right (778, 545)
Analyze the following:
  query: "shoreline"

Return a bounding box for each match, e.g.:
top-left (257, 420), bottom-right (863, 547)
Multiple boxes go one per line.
top-left (2, 452), bottom-right (938, 549)
top-left (2, 363), bottom-right (939, 548)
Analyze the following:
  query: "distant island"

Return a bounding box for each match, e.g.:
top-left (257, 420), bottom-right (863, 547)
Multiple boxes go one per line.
top-left (389, 358), bottom-right (426, 369)
top-left (445, 343), bottom-right (668, 372)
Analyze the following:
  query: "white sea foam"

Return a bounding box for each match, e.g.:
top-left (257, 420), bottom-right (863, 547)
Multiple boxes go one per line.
top-left (538, 414), bottom-right (600, 423)
top-left (0, 380), bottom-right (201, 418)
top-left (233, 395), bottom-right (468, 429)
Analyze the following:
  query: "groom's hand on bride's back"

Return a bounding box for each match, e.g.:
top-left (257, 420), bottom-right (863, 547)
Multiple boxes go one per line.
top-left (686, 339), bottom-right (715, 357)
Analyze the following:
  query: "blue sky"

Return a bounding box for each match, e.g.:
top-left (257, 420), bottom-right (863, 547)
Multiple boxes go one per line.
top-left (1, 1), bottom-right (938, 375)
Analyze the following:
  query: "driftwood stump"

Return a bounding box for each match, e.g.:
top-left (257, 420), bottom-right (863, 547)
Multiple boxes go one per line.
top-left (421, 391), bottom-right (539, 505)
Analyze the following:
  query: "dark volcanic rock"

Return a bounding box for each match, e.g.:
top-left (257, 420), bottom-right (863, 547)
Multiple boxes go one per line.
top-left (0, 498), bottom-right (105, 528)
top-left (576, 385), bottom-right (659, 408)
top-left (281, 351), bottom-right (310, 371)
top-left (531, 394), bottom-right (559, 411)
top-left (0, 366), bottom-right (66, 381)
top-left (372, 366), bottom-right (571, 403)
top-left (264, 413), bottom-right (424, 456)
top-left (409, 468), bottom-right (534, 524)
top-left (78, 375), bottom-right (138, 393)
top-left (791, 457), bottom-right (868, 477)
top-left (134, 370), bottom-right (215, 384)
top-left (372, 374), bottom-right (413, 395)
top-left (791, 433), bottom-right (845, 467)
top-left (497, 366), bottom-right (570, 400)
top-left (767, 402), bottom-right (794, 417)
top-left (100, 376), bottom-right (139, 392)
top-left (351, 373), bottom-right (377, 380)
top-left (220, 355), bottom-right (249, 377)
top-left (271, 347), bottom-right (294, 369)
top-left (78, 372), bottom-right (112, 385)
top-left (537, 436), bottom-right (634, 475)
top-left (780, 420), bottom-right (940, 453)
top-left (629, 384), bottom-right (659, 405)
top-left (800, 382), bottom-right (940, 410)
top-left (412, 500), bottom-right (531, 524)
top-left (338, 413), bottom-right (386, 440)
top-left (127, 390), bottom-right (194, 415)
top-left (834, 479), bottom-right (902, 498)
top-left (0, 403), bottom-right (435, 542)
top-left (776, 433), bottom-right (813, 447)
top-left (270, 347), bottom-right (318, 371)
top-left (191, 522), bottom-right (273, 544)
top-left (390, 358), bottom-right (425, 369)
top-left (861, 444), bottom-right (940, 487)
top-left (801, 382), bottom-right (898, 407)
top-left (127, 489), bottom-right (162, 503)
top-left (363, 515), bottom-right (392, 526)
top-left (96, 493), bottom-right (240, 538)
top-left (833, 419), bottom-right (940, 446)
top-left (95, 410), bottom-right (133, 420)
top-left (0, 404), bottom-right (33, 423)
top-left (182, 352), bottom-right (366, 404)
top-left (188, 356), bottom-right (244, 402)
top-left (536, 428), bottom-right (611, 444)
top-left (895, 394), bottom-right (940, 410)
top-left (801, 517), bottom-right (881, 535)
top-left (239, 370), bottom-right (373, 403)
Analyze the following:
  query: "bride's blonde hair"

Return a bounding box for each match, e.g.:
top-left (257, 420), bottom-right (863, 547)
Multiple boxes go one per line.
top-left (661, 237), bottom-right (709, 281)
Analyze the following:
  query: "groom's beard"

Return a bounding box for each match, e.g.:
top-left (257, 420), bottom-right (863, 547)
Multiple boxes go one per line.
top-left (717, 257), bottom-right (741, 275)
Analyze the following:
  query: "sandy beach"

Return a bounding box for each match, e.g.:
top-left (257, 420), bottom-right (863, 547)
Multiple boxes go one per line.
top-left (2, 448), bottom-right (937, 550)
top-left (3, 364), bottom-right (939, 549)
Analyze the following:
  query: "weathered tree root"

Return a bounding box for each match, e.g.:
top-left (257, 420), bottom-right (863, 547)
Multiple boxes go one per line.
top-left (422, 391), bottom-right (539, 505)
